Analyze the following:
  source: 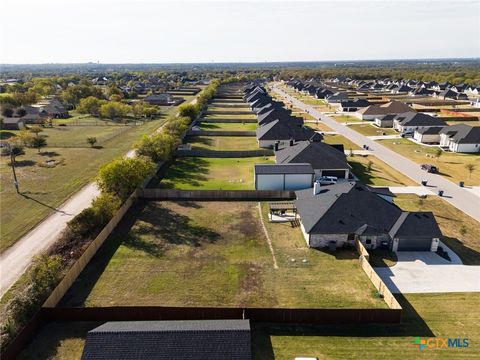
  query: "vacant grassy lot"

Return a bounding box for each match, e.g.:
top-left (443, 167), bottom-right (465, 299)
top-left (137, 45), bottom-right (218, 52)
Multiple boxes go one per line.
top-left (377, 138), bottom-right (480, 185)
top-left (349, 123), bottom-right (398, 136)
top-left (394, 194), bottom-right (480, 265)
top-left (331, 115), bottom-right (362, 123)
top-left (253, 293), bottom-right (480, 359)
top-left (61, 201), bottom-right (385, 309)
top-left (305, 121), bottom-right (333, 132)
top-left (188, 136), bottom-right (259, 151)
top-left (150, 156), bottom-right (274, 190)
top-left (198, 122), bottom-right (257, 131)
top-left (323, 133), bottom-right (361, 150)
top-left (348, 155), bottom-right (416, 186)
top-left (0, 104), bottom-right (184, 253)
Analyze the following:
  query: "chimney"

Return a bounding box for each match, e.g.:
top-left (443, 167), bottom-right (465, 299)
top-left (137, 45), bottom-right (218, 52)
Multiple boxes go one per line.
top-left (313, 180), bottom-right (321, 195)
top-left (289, 138), bottom-right (294, 147)
top-left (274, 141), bottom-right (279, 152)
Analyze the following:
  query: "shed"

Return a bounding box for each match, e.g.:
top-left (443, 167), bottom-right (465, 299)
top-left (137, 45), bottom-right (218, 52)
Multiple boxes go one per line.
top-left (254, 163), bottom-right (314, 190)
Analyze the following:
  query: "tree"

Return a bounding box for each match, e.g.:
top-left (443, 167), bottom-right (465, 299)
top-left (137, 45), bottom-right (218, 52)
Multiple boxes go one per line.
top-left (1, 107), bottom-right (14, 117)
top-left (178, 103), bottom-right (199, 120)
top-left (366, 160), bottom-right (374, 172)
top-left (97, 157), bottom-right (155, 199)
top-left (77, 96), bottom-right (103, 116)
top-left (99, 102), bottom-right (130, 121)
top-left (16, 108), bottom-right (26, 117)
top-left (434, 148), bottom-right (443, 163)
top-left (29, 126), bottom-right (43, 137)
top-left (109, 94), bottom-right (123, 102)
top-left (465, 163), bottom-right (475, 178)
top-left (32, 136), bottom-right (47, 153)
top-left (87, 137), bottom-right (97, 147)
top-left (17, 129), bottom-right (35, 146)
top-left (135, 133), bottom-right (180, 163)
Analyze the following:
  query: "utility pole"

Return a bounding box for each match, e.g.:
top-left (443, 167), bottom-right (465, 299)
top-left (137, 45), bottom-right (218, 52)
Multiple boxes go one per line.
top-left (5, 142), bottom-right (20, 193)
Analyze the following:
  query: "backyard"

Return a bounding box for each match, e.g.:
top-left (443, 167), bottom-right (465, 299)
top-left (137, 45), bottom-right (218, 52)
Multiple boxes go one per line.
top-left (188, 136), bottom-right (259, 151)
top-left (322, 133), bottom-right (361, 150)
top-left (197, 122), bottom-right (257, 131)
top-left (377, 138), bottom-right (480, 185)
top-left (330, 114), bottom-right (362, 123)
top-left (60, 201), bottom-right (386, 309)
top-left (149, 156), bottom-right (274, 190)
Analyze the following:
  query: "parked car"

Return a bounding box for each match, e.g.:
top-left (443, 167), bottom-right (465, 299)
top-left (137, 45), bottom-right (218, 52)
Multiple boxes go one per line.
top-left (317, 176), bottom-right (338, 185)
top-left (421, 164), bottom-right (438, 173)
top-left (401, 131), bottom-right (414, 138)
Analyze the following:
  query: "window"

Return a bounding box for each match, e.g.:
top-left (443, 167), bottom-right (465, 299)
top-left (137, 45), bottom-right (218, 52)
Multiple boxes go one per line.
top-left (347, 234), bottom-right (355, 241)
top-left (365, 239), bottom-right (372, 245)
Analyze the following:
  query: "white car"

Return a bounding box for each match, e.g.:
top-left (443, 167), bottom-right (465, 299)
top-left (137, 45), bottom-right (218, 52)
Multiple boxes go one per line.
top-left (317, 176), bottom-right (338, 185)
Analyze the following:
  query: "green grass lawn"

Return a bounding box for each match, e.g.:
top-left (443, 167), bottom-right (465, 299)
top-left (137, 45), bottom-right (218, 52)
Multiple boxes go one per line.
top-left (348, 155), bottom-right (417, 186)
top-left (377, 138), bottom-right (480, 185)
top-left (60, 201), bottom-right (386, 309)
top-left (349, 123), bottom-right (398, 136)
top-left (150, 156), bottom-right (274, 190)
top-left (253, 292), bottom-right (480, 359)
top-left (323, 134), bottom-right (361, 150)
top-left (393, 194), bottom-right (480, 265)
top-left (0, 104), bottom-right (185, 253)
top-left (331, 115), bottom-right (362, 123)
top-left (198, 122), bottom-right (257, 131)
top-left (188, 136), bottom-right (259, 151)
top-left (204, 113), bottom-right (256, 119)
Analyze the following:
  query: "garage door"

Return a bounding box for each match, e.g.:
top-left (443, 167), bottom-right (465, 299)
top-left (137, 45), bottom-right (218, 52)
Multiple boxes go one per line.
top-left (256, 174), bottom-right (284, 190)
top-left (397, 237), bottom-right (432, 251)
top-left (322, 170), bottom-right (347, 178)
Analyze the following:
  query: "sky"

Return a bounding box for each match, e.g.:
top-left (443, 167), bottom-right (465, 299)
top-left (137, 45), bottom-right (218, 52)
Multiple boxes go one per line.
top-left (0, 0), bottom-right (479, 64)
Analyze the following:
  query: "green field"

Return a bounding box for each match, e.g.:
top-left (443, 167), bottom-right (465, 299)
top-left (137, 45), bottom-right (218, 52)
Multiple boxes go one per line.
top-left (203, 113), bottom-right (256, 119)
top-left (349, 155), bottom-right (417, 186)
top-left (349, 123), bottom-right (398, 136)
top-left (377, 138), bottom-right (480, 185)
top-left (0, 103), bottom-right (189, 253)
top-left (61, 201), bottom-right (385, 309)
top-left (188, 136), bottom-right (259, 151)
top-left (150, 156), bottom-right (274, 190)
top-left (331, 115), bottom-right (362, 123)
top-left (198, 122), bottom-right (257, 131)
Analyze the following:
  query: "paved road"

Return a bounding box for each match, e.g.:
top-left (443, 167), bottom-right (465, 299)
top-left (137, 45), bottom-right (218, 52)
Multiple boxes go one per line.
top-left (274, 85), bottom-right (480, 222)
top-left (375, 242), bottom-right (480, 293)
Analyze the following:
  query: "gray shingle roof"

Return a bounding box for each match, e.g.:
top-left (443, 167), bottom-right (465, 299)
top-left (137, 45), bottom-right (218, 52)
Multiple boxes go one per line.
top-left (440, 124), bottom-right (480, 144)
top-left (256, 120), bottom-right (320, 142)
top-left (82, 320), bottom-right (251, 360)
top-left (255, 163), bottom-right (314, 175)
top-left (389, 212), bottom-right (442, 238)
top-left (275, 140), bottom-right (349, 170)
top-left (395, 112), bottom-right (447, 127)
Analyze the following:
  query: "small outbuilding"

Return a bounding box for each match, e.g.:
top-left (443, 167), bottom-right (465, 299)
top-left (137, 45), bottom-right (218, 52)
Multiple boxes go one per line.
top-left (254, 163), bottom-right (314, 190)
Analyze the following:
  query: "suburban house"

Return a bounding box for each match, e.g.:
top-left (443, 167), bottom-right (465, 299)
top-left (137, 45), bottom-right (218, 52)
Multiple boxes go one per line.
top-left (315, 88), bottom-right (334, 99)
top-left (410, 87), bottom-right (433, 97)
top-left (81, 320), bottom-right (251, 360)
top-left (339, 99), bottom-right (370, 112)
top-left (393, 112), bottom-right (447, 133)
top-left (256, 120), bottom-right (321, 148)
top-left (275, 140), bottom-right (350, 179)
top-left (1, 117), bottom-right (25, 130)
top-left (437, 89), bottom-right (467, 100)
top-left (439, 124), bottom-right (480, 153)
top-left (144, 93), bottom-right (182, 105)
top-left (356, 100), bottom-right (414, 120)
top-left (413, 126), bottom-right (445, 144)
top-left (254, 163), bottom-right (315, 190)
top-left (36, 99), bottom-right (69, 118)
top-left (295, 181), bottom-right (442, 252)
top-left (325, 92), bottom-right (349, 104)
top-left (374, 114), bottom-right (397, 128)
top-left (257, 108), bottom-right (303, 127)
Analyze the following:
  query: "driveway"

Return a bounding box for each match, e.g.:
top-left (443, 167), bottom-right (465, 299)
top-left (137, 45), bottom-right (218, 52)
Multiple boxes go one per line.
top-left (375, 243), bottom-right (480, 293)
top-left (273, 84), bottom-right (480, 222)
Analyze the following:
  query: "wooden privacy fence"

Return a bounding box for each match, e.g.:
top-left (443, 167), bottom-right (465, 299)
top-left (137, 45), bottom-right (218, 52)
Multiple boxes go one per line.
top-left (187, 130), bottom-right (256, 137)
top-left (175, 149), bottom-right (273, 158)
top-left (209, 99), bottom-right (245, 103)
top-left (205, 110), bottom-right (253, 115)
top-left (42, 306), bottom-right (401, 324)
top-left (355, 240), bottom-right (402, 310)
top-left (141, 189), bottom-right (295, 201)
